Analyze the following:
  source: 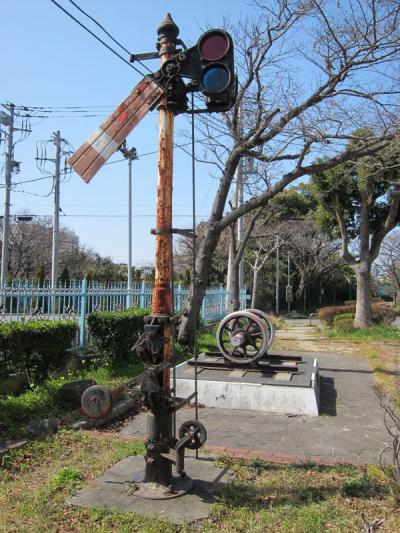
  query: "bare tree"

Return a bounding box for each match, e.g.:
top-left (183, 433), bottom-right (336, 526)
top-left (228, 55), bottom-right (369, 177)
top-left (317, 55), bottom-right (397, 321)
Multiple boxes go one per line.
top-left (174, 222), bottom-right (230, 286)
top-left (226, 209), bottom-right (263, 311)
top-left (246, 233), bottom-right (279, 309)
top-left (0, 218), bottom-right (127, 283)
top-left (379, 231), bottom-right (400, 305)
top-left (178, 0), bottom-right (400, 341)
top-left (375, 384), bottom-right (400, 505)
top-left (282, 220), bottom-right (344, 309)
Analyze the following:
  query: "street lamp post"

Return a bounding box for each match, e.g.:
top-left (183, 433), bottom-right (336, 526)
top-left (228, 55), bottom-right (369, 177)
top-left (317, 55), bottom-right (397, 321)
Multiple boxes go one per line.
top-left (119, 143), bottom-right (138, 308)
top-left (275, 234), bottom-right (280, 315)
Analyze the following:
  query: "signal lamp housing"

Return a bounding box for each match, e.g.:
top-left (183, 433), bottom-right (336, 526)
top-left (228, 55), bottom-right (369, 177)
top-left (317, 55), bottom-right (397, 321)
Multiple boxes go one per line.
top-left (178, 29), bottom-right (237, 112)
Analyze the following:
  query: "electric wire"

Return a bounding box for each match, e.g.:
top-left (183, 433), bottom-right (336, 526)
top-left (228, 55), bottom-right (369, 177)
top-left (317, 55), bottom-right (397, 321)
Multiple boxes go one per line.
top-left (67, 0), bottom-right (131, 54)
top-left (0, 132), bottom-right (225, 189)
top-left (18, 113), bottom-right (111, 119)
top-left (66, 0), bottom-right (154, 75)
top-left (16, 105), bottom-right (116, 110)
top-left (3, 213), bottom-right (206, 218)
top-left (191, 92), bottom-right (200, 458)
top-left (48, 0), bottom-right (147, 77)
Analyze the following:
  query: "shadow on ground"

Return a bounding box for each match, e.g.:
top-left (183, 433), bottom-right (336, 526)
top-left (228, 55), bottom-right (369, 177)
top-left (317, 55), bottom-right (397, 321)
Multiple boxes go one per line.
top-left (319, 375), bottom-right (337, 416)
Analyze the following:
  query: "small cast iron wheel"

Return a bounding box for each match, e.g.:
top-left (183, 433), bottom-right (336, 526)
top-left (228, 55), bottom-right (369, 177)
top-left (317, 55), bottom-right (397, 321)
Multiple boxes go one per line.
top-left (178, 420), bottom-right (207, 450)
top-left (216, 310), bottom-right (269, 364)
top-left (81, 385), bottom-right (112, 419)
top-left (247, 308), bottom-right (275, 349)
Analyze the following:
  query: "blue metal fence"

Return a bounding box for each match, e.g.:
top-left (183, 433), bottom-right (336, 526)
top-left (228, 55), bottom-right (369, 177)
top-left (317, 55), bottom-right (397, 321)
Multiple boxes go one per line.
top-left (0, 280), bottom-right (247, 348)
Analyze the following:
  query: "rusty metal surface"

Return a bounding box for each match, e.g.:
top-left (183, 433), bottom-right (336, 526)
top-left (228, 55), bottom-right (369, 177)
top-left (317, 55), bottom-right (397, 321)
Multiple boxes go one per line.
top-left (152, 110), bottom-right (174, 316)
top-left (69, 77), bottom-right (163, 182)
top-left (151, 27), bottom-right (178, 389)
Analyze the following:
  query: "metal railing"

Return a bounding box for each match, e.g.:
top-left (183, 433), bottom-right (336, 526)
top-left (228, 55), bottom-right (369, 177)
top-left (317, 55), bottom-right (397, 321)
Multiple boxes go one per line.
top-left (0, 280), bottom-right (247, 348)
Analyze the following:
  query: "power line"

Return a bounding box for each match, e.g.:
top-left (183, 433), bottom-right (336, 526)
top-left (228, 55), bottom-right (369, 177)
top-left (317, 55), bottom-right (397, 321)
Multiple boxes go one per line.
top-left (66, 0), bottom-right (153, 75)
top-left (17, 112), bottom-right (111, 119)
top-left (67, 0), bottom-right (130, 55)
top-left (48, 0), bottom-right (147, 77)
top-left (16, 105), bottom-right (116, 110)
top-left (6, 213), bottom-right (207, 219)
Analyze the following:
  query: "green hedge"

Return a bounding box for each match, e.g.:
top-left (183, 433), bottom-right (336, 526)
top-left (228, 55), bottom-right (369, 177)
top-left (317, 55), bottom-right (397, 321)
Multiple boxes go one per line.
top-left (0, 320), bottom-right (78, 384)
top-left (87, 307), bottom-right (149, 365)
top-left (333, 313), bottom-right (355, 332)
top-left (318, 305), bottom-right (396, 326)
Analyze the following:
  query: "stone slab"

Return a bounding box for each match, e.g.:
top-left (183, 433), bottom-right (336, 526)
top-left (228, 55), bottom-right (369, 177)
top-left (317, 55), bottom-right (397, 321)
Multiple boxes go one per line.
top-left (173, 354), bottom-right (319, 416)
top-left (68, 455), bottom-right (233, 524)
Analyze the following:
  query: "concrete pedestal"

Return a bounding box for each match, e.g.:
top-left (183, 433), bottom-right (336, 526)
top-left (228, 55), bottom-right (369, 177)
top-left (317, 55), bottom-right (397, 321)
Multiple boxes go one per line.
top-left (68, 455), bottom-right (233, 523)
top-left (173, 352), bottom-right (320, 417)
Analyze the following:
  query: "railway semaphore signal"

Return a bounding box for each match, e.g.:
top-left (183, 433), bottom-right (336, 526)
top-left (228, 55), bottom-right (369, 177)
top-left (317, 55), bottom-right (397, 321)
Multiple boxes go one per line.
top-left (68, 14), bottom-right (237, 503)
top-left (69, 25), bottom-right (236, 183)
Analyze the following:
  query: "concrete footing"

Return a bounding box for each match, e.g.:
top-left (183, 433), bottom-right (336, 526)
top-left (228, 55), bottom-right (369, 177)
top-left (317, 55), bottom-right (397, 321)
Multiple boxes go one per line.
top-left (173, 352), bottom-right (320, 417)
top-left (68, 455), bottom-right (233, 523)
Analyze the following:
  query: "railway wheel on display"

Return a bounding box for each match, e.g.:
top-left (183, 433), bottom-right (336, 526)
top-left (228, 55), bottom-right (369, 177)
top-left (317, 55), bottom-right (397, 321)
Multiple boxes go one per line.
top-left (247, 308), bottom-right (275, 349)
top-left (216, 310), bottom-right (269, 364)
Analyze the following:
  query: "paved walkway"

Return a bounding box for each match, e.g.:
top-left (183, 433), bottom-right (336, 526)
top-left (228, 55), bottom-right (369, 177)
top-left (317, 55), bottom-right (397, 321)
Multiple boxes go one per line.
top-left (120, 325), bottom-right (389, 464)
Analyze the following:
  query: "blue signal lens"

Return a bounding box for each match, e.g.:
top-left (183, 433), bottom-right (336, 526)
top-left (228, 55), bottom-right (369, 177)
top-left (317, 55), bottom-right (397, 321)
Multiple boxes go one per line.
top-left (201, 65), bottom-right (230, 94)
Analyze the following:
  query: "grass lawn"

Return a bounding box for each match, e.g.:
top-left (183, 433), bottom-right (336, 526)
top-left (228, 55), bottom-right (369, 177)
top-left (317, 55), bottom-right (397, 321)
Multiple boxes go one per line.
top-left (0, 360), bottom-right (144, 440)
top-left (0, 341), bottom-right (192, 440)
top-left (325, 325), bottom-right (400, 342)
top-left (1, 431), bottom-right (399, 533)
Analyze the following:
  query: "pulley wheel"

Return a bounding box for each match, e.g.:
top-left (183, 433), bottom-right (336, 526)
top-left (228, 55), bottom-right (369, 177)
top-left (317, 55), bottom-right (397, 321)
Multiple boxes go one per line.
top-left (216, 310), bottom-right (269, 364)
top-left (178, 420), bottom-right (207, 450)
top-left (247, 308), bottom-right (275, 349)
top-left (81, 385), bottom-right (112, 419)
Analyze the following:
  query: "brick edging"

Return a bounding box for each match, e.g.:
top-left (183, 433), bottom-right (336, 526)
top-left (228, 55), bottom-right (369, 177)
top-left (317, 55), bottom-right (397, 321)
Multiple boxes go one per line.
top-left (81, 430), bottom-right (371, 467)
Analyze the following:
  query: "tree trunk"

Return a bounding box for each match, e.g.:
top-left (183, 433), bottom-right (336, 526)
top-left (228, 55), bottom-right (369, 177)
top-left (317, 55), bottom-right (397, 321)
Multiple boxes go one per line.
top-left (226, 224), bottom-right (240, 312)
top-left (251, 267), bottom-right (260, 308)
top-left (225, 231), bottom-right (235, 310)
top-left (230, 268), bottom-right (240, 312)
top-left (178, 228), bottom-right (221, 343)
top-left (353, 262), bottom-right (373, 328)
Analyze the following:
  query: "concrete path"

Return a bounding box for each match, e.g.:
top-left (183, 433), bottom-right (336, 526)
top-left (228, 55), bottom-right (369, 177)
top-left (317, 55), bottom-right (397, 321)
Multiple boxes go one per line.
top-left (120, 326), bottom-right (389, 464)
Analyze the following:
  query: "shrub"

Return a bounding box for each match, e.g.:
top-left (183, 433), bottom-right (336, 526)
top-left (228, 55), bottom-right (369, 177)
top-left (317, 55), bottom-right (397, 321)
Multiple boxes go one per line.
top-left (0, 320), bottom-right (77, 385)
top-left (333, 313), bottom-right (355, 332)
top-left (87, 307), bottom-right (149, 365)
top-left (318, 305), bottom-right (396, 326)
top-left (341, 476), bottom-right (374, 497)
top-left (372, 305), bottom-right (397, 325)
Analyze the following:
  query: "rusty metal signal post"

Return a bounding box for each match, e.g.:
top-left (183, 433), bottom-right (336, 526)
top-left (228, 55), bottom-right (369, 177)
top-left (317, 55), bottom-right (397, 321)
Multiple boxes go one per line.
top-left (136, 15), bottom-right (183, 496)
top-left (70, 14), bottom-right (237, 499)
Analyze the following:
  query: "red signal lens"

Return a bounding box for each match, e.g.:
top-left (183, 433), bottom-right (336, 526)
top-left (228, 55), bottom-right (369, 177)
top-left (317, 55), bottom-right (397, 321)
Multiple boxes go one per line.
top-left (198, 31), bottom-right (229, 61)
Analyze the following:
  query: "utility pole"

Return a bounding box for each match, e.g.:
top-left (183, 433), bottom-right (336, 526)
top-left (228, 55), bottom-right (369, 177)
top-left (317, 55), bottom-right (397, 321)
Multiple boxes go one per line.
top-left (236, 157), bottom-right (245, 293)
top-left (119, 143), bottom-right (138, 308)
top-left (225, 159), bottom-right (243, 310)
top-left (51, 131), bottom-right (61, 289)
top-left (0, 103), bottom-right (15, 288)
top-left (275, 234), bottom-right (280, 315)
top-left (226, 105), bottom-right (245, 310)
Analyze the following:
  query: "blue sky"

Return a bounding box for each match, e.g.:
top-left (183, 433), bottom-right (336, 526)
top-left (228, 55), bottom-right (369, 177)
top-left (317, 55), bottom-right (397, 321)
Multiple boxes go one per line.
top-left (1, 0), bottom-right (248, 265)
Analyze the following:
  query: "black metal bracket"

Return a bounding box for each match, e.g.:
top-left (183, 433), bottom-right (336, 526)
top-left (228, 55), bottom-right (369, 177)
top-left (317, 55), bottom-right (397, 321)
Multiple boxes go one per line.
top-left (130, 52), bottom-right (159, 62)
top-left (151, 227), bottom-right (194, 237)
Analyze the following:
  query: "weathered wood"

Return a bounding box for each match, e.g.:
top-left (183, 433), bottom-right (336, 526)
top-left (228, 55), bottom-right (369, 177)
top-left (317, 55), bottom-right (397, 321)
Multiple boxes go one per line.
top-left (69, 77), bottom-right (163, 182)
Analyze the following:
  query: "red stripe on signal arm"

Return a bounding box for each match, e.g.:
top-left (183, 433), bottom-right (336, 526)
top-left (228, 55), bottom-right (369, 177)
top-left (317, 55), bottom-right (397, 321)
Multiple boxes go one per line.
top-left (69, 77), bottom-right (164, 183)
